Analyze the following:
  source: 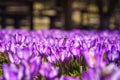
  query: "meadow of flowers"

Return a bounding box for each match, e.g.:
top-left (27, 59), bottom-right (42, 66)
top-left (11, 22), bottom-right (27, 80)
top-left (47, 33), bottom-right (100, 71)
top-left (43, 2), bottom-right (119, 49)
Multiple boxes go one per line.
top-left (0, 29), bottom-right (119, 80)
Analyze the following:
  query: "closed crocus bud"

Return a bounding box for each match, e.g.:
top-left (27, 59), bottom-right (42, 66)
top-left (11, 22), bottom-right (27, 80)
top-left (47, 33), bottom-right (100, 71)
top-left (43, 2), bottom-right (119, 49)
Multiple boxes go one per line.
top-left (24, 35), bottom-right (32, 44)
top-left (14, 33), bottom-right (25, 44)
top-left (10, 42), bottom-right (16, 53)
top-left (14, 54), bottom-right (21, 64)
top-left (5, 41), bottom-right (11, 52)
top-left (8, 52), bottom-right (14, 63)
top-left (90, 39), bottom-right (96, 48)
top-left (70, 40), bottom-right (80, 57)
top-left (59, 50), bottom-right (67, 62)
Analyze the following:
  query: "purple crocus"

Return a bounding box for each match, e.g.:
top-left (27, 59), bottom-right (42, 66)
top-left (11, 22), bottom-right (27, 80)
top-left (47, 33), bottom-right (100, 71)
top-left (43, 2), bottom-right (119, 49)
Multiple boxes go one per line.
top-left (39, 62), bottom-right (59, 80)
top-left (21, 56), bottom-right (41, 79)
top-left (82, 63), bottom-right (120, 80)
top-left (106, 49), bottom-right (120, 63)
top-left (82, 68), bottom-right (100, 80)
top-left (47, 55), bottom-right (57, 64)
top-left (14, 33), bottom-right (25, 44)
top-left (2, 63), bottom-right (24, 80)
top-left (16, 47), bottom-right (32, 61)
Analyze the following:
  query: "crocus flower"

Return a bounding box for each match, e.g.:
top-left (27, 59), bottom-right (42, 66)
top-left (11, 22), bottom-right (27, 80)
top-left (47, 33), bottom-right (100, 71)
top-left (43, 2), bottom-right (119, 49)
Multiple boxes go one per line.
top-left (14, 33), bottom-right (25, 44)
top-left (82, 68), bottom-right (100, 80)
top-left (29, 56), bottom-right (41, 75)
top-left (47, 55), bottom-right (57, 64)
top-left (106, 45), bottom-right (120, 63)
top-left (2, 63), bottom-right (24, 80)
top-left (82, 63), bottom-right (120, 80)
top-left (21, 56), bottom-right (41, 79)
top-left (39, 62), bottom-right (59, 80)
top-left (16, 47), bottom-right (32, 61)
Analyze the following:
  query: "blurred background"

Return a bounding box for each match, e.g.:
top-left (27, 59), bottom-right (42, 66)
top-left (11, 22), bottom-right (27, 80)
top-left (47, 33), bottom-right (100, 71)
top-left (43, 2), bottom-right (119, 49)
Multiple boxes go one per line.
top-left (0, 0), bottom-right (120, 30)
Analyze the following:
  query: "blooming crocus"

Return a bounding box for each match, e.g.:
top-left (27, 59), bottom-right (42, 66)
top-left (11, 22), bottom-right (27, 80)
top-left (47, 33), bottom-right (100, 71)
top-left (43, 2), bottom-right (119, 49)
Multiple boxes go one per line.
top-left (82, 42), bottom-right (106, 68)
top-left (106, 46), bottom-right (120, 63)
top-left (47, 55), bottom-right (57, 64)
top-left (39, 62), bottom-right (59, 80)
top-left (2, 63), bottom-right (24, 80)
top-left (16, 47), bottom-right (32, 61)
top-left (82, 63), bottom-right (120, 80)
top-left (29, 56), bottom-right (41, 75)
top-left (21, 56), bottom-right (41, 79)
top-left (82, 68), bottom-right (100, 80)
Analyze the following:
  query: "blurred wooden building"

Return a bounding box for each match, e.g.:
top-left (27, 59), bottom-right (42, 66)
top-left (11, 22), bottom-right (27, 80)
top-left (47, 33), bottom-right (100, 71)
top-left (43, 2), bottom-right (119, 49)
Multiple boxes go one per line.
top-left (0, 0), bottom-right (120, 30)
